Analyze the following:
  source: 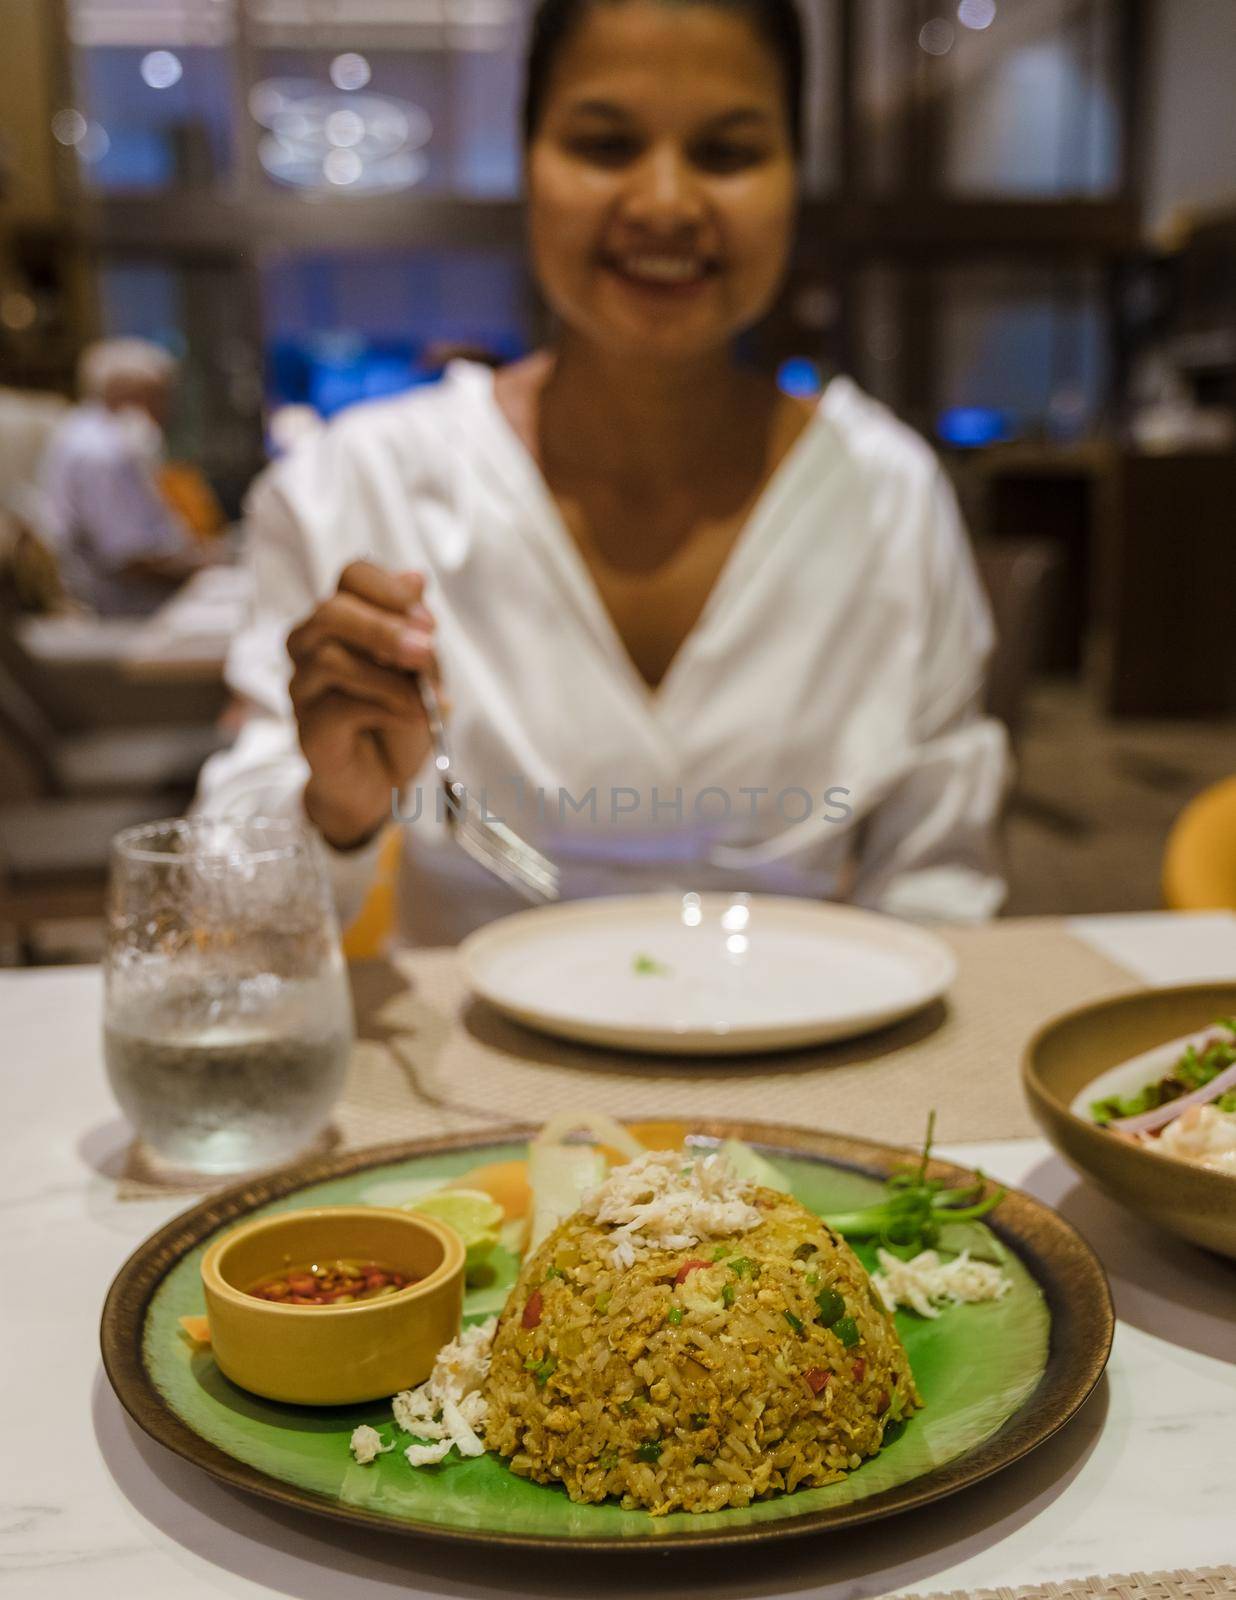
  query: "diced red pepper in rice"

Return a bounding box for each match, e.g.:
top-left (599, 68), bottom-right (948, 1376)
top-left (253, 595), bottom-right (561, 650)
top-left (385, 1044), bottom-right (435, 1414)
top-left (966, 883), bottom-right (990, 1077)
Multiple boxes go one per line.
top-left (851, 1358), bottom-right (866, 1382)
top-left (521, 1289), bottom-right (543, 1329)
top-left (804, 1367), bottom-right (831, 1394)
top-left (674, 1259), bottom-right (711, 1285)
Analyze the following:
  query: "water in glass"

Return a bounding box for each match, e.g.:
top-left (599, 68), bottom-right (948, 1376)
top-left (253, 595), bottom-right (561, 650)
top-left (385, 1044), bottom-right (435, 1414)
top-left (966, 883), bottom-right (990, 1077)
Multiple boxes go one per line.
top-left (104, 818), bottom-right (354, 1174)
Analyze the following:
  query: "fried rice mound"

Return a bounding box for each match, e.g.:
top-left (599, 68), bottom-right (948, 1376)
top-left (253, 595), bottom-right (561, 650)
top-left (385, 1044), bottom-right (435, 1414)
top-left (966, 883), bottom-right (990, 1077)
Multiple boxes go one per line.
top-left (484, 1186), bottom-right (920, 1515)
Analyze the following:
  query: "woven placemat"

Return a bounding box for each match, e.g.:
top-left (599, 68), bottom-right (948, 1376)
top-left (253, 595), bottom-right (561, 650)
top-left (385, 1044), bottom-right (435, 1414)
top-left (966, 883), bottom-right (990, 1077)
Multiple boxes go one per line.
top-left (905, 1565), bottom-right (1236, 1600)
top-left (118, 918), bottom-right (1139, 1199)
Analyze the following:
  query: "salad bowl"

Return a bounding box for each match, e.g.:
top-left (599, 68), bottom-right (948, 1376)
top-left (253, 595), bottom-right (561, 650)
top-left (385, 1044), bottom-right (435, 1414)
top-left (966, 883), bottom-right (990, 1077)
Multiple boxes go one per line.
top-left (1023, 983), bottom-right (1236, 1260)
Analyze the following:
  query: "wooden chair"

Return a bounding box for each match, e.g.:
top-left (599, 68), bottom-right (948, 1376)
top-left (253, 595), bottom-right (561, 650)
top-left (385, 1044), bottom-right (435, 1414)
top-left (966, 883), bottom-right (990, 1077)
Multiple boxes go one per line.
top-left (0, 646), bottom-right (222, 802)
top-left (0, 628), bottom-right (221, 962)
top-left (341, 827), bottom-right (403, 961)
top-left (0, 792), bottom-right (171, 963)
top-left (1162, 776), bottom-right (1236, 911)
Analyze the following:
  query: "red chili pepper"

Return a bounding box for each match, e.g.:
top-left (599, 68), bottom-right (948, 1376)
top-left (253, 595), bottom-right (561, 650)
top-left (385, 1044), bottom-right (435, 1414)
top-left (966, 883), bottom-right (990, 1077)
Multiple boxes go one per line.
top-left (804, 1367), bottom-right (831, 1394)
top-left (674, 1259), bottom-right (711, 1286)
top-left (521, 1289), bottom-right (543, 1329)
top-left (851, 1358), bottom-right (867, 1382)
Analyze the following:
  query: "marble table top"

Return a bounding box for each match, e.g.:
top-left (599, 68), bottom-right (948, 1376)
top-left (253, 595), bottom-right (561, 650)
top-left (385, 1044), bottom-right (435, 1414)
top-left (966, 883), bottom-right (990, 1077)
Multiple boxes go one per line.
top-left (4, 913), bottom-right (1235, 1600)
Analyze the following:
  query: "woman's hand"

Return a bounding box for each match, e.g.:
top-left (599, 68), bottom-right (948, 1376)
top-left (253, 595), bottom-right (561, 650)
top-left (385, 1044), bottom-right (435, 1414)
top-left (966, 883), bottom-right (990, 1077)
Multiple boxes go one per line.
top-left (288, 561), bottom-right (438, 850)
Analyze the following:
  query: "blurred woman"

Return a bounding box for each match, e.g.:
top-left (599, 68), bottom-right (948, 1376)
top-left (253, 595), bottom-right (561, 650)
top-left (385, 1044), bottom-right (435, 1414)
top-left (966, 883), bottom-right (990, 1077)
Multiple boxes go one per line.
top-left (198, 0), bottom-right (1008, 944)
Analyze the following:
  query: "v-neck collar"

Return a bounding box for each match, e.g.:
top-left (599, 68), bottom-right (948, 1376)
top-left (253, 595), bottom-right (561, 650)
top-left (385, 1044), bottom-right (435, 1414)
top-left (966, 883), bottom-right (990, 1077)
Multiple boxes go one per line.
top-left (451, 359), bottom-right (836, 723)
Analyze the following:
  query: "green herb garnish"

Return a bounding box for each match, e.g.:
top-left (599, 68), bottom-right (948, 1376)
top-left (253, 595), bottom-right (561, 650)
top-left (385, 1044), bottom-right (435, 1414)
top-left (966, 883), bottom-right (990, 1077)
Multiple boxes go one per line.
top-left (666, 1306), bottom-right (683, 1326)
top-left (635, 1441), bottom-right (663, 1463)
top-left (821, 1112), bottom-right (1004, 1256)
top-left (833, 1316), bottom-right (860, 1348)
top-left (783, 1310), bottom-right (804, 1335)
top-left (632, 953), bottom-right (673, 977)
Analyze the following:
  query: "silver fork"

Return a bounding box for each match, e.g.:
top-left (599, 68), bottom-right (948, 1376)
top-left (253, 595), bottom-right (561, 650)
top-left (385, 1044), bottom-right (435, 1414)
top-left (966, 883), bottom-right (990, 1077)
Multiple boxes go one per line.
top-left (417, 677), bottom-right (560, 904)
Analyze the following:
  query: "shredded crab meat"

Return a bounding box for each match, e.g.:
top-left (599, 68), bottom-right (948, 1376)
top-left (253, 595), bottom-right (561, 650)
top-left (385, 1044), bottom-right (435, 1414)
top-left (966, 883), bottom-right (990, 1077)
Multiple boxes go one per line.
top-left (871, 1248), bottom-right (1011, 1319)
top-left (348, 1423), bottom-right (394, 1465)
top-left (580, 1149), bottom-right (763, 1268)
top-left (383, 1316), bottom-right (497, 1467)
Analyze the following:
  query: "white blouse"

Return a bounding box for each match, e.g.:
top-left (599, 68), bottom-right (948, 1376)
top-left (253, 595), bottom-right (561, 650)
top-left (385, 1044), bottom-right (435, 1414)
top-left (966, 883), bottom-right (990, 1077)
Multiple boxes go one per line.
top-left (197, 361), bottom-right (1009, 945)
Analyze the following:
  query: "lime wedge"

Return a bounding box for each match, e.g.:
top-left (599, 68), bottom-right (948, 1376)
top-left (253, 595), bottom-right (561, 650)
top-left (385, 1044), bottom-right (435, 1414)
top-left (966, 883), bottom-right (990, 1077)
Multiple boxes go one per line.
top-left (407, 1188), bottom-right (503, 1277)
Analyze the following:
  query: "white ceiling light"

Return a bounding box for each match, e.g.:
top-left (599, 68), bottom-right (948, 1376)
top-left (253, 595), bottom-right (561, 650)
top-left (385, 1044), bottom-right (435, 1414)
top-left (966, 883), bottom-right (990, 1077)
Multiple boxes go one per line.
top-left (323, 147), bottom-right (364, 185)
top-left (329, 52), bottom-right (371, 91)
top-left (325, 108), bottom-right (365, 147)
top-left (51, 109), bottom-right (89, 145)
top-left (76, 122), bottom-right (111, 163)
top-left (140, 48), bottom-right (184, 86)
top-left (252, 79), bottom-right (431, 193)
top-left (918, 17), bottom-right (955, 55)
top-left (957, 0), bottom-right (997, 28)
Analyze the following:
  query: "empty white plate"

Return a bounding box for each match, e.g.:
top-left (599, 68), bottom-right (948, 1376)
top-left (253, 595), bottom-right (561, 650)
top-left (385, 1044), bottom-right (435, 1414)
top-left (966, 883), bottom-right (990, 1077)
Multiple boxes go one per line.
top-left (459, 892), bottom-right (957, 1055)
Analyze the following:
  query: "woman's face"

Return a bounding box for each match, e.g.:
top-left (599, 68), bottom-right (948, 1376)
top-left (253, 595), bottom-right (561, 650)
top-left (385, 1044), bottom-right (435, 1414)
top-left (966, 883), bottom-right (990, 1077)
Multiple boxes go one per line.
top-left (526, 1), bottom-right (798, 364)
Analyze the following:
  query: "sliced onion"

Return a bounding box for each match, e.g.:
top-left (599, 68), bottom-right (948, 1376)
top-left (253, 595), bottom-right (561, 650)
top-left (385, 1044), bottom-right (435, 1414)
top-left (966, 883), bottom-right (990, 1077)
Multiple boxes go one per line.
top-left (1113, 1059), bottom-right (1236, 1136)
top-left (531, 1111), bottom-right (645, 1160)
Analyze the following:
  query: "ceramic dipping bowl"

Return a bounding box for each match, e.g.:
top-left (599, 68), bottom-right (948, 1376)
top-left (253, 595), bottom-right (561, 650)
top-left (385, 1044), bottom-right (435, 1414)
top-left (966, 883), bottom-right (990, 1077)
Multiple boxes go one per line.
top-left (201, 1205), bottom-right (466, 1404)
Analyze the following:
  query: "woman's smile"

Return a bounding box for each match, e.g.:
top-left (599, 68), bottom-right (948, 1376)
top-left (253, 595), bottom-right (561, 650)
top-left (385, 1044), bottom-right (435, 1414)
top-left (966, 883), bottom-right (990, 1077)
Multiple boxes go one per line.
top-left (599, 250), bottom-right (721, 295)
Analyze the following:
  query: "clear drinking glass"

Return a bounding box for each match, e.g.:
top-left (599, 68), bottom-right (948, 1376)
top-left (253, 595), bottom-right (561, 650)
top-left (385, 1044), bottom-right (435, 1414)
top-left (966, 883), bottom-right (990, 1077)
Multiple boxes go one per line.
top-left (104, 817), bottom-right (354, 1175)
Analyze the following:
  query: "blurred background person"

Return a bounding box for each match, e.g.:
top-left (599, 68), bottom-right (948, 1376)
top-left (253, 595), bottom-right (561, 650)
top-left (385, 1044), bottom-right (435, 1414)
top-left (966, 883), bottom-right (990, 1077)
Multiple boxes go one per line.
top-left (37, 337), bottom-right (216, 616)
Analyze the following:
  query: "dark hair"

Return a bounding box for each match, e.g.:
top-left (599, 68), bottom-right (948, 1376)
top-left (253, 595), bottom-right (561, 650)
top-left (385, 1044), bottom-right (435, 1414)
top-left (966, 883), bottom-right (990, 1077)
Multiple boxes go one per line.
top-left (521, 0), bottom-right (805, 156)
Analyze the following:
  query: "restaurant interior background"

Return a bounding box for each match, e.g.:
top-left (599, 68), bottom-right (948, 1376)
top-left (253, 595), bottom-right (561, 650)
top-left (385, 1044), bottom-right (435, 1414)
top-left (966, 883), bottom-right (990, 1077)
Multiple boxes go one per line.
top-left (0, 0), bottom-right (1234, 964)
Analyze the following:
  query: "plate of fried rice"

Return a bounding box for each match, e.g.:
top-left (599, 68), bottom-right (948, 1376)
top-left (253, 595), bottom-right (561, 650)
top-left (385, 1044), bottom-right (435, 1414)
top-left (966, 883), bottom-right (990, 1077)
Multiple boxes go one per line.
top-left (102, 1117), bottom-right (1112, 1550)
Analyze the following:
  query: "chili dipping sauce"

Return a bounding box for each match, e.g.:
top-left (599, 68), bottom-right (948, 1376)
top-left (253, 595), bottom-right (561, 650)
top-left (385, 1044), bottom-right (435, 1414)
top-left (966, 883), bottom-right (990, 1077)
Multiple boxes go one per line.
top-left (246, 1259), bottom-right (415, 1306)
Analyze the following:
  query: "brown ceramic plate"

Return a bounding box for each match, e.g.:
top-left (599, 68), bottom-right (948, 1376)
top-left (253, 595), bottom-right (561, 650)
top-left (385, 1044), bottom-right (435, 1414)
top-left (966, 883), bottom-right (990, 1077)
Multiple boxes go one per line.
top-left (101, 1120), bottom-right (1112, 1551)
top-left (1024, 983), bottom-right (1236, 1261)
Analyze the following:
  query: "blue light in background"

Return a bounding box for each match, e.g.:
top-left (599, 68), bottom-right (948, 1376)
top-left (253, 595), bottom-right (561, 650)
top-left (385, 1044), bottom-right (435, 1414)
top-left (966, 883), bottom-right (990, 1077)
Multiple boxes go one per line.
top-left (261, 250), bottom-right (529, 416)
top-left (936, 406), bottom-right (1014, 448)
top-left (267, 330), bottom-right (526, 418)
top-left (776, 357), bottom-right (824, 400)
top-left (308, 345), bottom-right (419, 415)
